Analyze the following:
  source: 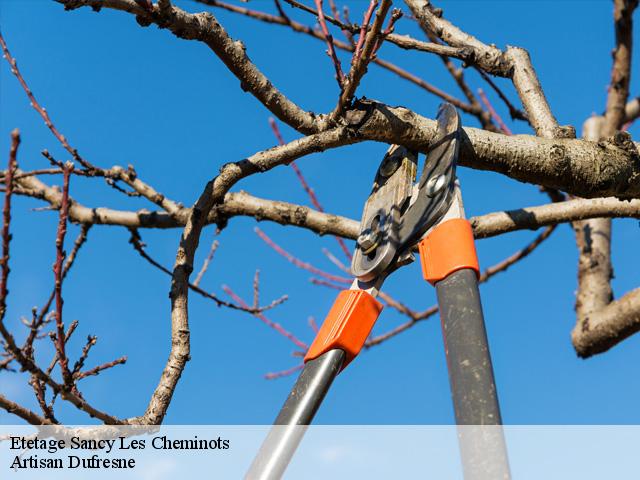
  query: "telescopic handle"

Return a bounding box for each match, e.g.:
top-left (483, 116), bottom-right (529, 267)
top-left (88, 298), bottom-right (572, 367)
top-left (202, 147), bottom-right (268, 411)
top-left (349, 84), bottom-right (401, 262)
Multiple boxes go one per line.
top-left (246, 289), bottom-right (384, 480)
top-left (419, 218), bottom-right (511, 480)
top-left (245, 349), bottom-right (345, 480)
top-left (436, 268), bottom-right (510, 480)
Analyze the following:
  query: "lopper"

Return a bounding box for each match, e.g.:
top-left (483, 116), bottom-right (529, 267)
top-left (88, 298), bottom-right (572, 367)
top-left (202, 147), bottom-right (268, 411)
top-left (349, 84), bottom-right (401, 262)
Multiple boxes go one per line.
top-left (246, 103), bottom-right (510, 480)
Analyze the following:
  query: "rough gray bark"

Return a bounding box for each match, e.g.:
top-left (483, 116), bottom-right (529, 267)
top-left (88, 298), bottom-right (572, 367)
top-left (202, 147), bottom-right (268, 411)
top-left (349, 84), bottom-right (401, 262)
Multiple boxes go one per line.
top-left (571, 0), bottom-right (639, 358)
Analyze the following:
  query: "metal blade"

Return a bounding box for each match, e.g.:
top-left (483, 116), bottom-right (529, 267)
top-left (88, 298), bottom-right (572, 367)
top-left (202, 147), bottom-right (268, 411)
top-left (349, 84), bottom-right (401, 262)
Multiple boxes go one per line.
top-left (351, 145), bottom-right (417, 281)
top-left (397, 103), bottom-right (461, 250)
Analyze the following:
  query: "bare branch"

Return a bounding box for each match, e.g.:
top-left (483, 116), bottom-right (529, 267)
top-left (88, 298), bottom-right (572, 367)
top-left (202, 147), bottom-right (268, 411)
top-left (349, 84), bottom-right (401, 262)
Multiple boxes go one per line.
top-left (208, 0), bottom-right (479, 115)
top-left (0, 130), bottom-right (19, 311)
top-left (24, 224), bottom-right (91, 360)
top-left (0, 33), bottom-right (96, 170)
top-left (477, 88), bottom-right (512, 135)
top-left (132, 127), bottom-right (348, 424)
top-left (624, 96), bottom-right (640, 124)
top-left (9, 163), bottom-right (640, 241)
top-left (222, 285), bottom-right (308, 350)
top-left (573, 118), bottom-right (614, 333)
top-left (572, 287), bottom-right (640, 357)
top-left (313, 0), bottom-right (345, 87)
top-left (406, 0), bottom-right (561, 137)
top-left (571, 0), bottom-right (639, 358)
top-left (0, 393), bottom-right (53, 425)
top-left (128, 228), bottom-right (285, 313)
top-left (478, 226), bottom-right (556, 282)
top-left (254, 227), bottom-right (351, 284)
top-left (477, 69), bottom-right (529, 122)
top-left (52, 164), bottom-right (74, 388)
top-left (269, 117), bottom-right (352, 259)
top-left (471, 197), bottom-right (640, 238)
top-left (75, 356), bottom-right (128, 380)
top-left (192, 238), bottom-right (219, 287)
top-left (603, 0), bottom-right (638, 136)
top-left (353, 1), bottom-right (378, 61)
top-left (330, 0), bottom-right (391, 121)
top-left (264, 363), bottom-right (304, 380)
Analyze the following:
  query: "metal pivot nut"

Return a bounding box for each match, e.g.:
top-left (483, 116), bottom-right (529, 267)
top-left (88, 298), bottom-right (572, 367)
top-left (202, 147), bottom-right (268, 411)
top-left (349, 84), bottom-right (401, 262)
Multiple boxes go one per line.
top-left (379, 154), bottom-right (401, 178)
top-left (425, 174), bottom-right (446, 197)
top-left (358, 214), bottom-right (384, 254)
top-left (358, 231), bottom-right (379, 255)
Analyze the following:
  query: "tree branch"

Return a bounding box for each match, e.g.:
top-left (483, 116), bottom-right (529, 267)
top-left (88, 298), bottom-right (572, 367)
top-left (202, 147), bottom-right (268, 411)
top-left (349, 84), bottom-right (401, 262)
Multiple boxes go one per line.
top-left (571, 0), bottom-right (639, 358)
top-left (131, 126), bottom-right (351, 424)
top-left (0, 394), bottom-right (53, 425)
top-left (330, 0), bottom-right (391, 121)
top-left (197, 0), bottom-right (480, 116)
top-left (406, 0), bottom-right (561, 137)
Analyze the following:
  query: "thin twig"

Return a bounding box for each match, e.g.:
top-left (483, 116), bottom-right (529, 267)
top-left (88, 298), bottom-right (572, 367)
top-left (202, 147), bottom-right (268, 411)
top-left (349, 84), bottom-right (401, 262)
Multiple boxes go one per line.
top-left (204, 0), bottom-right (475, 114)
top-left (52, 163), bottom-right (73, 388)
top-left (372, 8), bottom-right (403, 56)
top-left (354, 0), bottom-right (378, 60)
top-left (0, 32), bottom-right (96, 171)
top-left (321, 247), bottom-right (351, 274)
top-left (477, 69), bottom-right (529, 122)
top-left (75, 356), bottom-right (127, 380)
top-left (45, 320), bottom-right (79, 376)
top-left (314, 0), bottom-right (345, 87)
top-left (29, 377), bottom-right (58, 423)
top-left (222, 285), bottom-right (308, 350)
top-left (71, 335), bottom-right (97, 378)
top-left (255, 227), bottom-right (351, 284)
top-left (264, 363), bottom-right (304, 379)
top-left (478, 88), bottom-right (512, 135)
top-left (128, 228), bottom-right (286, 313)
top-left (479, 225), bottom-right (556, 282)
top-left (331, 0), bottom-right (391, 120)
top-left (0, 393), bottom-right (53, 425)
top-left (269, 118), bottom-right (353, 259)
top-left (193, 238), bottom-right (219, 287)
top-left (0, 130), bottom-right (19, 311)
top-left (308, 316), bottom-right (319, 333)
top-left (24, 224), bottom-right (91, 359)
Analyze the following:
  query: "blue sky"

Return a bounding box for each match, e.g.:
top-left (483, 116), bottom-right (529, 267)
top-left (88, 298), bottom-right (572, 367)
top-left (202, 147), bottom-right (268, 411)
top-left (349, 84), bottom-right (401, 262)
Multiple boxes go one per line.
top-left (0, 0), bottom-right (639, 425)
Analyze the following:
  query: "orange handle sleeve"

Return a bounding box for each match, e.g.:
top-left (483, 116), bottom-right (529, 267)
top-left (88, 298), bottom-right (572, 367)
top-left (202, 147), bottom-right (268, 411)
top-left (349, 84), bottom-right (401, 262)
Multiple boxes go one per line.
top-left (304, 290), bottom-right (383, 370)
top-left (418, 218), bottom-right (480, 286)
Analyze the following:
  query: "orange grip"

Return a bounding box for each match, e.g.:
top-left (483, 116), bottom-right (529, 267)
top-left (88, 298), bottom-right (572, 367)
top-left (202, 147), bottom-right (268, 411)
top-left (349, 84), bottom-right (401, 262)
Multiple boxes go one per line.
top-left (304, 290), bottom-right (383, 369)
top-left (418, 218), bottom-right (479, 286)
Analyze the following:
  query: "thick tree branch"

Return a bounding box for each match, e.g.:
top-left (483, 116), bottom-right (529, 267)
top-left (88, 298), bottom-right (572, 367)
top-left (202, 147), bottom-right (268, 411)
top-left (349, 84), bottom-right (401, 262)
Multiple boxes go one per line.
top-left (10, 168), bottom-right (640, 240)
top-left (198, 0), bottom-right (483, 118)
top-left (470, 197), bottom-right (640, 239)
top-left (571, 0), bottom-right (639, 358)
top-left (406, 0), bottom-right (561, 137)
top-left (572, 287), bottom-right (640, 357)
top-left (573, 118), bottom-right (614, 340)
top-left (131, 126), bottom-right (352, 424)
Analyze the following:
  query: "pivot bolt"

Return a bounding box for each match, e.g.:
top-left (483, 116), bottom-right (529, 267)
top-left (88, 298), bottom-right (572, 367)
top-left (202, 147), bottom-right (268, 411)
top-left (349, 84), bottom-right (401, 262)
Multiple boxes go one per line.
top-left (358, 231), bottom-right (379, 255)
top-left (425, 174), bottom-right (446, 197)
top-left (379, 154), bottom-right (401, 178)
top-left (358, 214), bottom-right (384, 254)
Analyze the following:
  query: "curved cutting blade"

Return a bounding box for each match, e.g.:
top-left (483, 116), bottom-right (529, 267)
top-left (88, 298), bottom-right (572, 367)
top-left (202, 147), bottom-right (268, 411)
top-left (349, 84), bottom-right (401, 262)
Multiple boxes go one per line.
top-left (396, 103), bottom-right (461, 250)
top-left (351, 145), bottom-right (417, 282)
